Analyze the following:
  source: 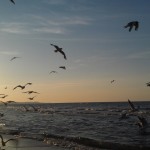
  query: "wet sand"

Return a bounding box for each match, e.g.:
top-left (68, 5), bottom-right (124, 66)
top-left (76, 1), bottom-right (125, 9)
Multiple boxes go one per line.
top-left (0, 134), bottom-right (65, 150)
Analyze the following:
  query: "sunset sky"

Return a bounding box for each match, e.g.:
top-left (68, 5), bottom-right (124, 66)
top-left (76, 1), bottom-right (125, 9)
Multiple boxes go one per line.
top-left (0, 0), bottom-right (150, 103)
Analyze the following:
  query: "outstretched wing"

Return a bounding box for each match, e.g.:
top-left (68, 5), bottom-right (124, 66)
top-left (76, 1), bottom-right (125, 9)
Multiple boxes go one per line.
top-left (59, 50), bottom-right (67, 60)
top-left (13, 85), bottom-right (23, 90)
top-left (128, 99), bottom-right (135, 110)
top-left (10, 0), bottom-right (15, 4)
top-left (50, 44), bottom-right (59, 50)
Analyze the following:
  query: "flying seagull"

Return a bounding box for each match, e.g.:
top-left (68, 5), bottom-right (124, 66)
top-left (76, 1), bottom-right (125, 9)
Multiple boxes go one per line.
top-left (128, 99), bottom-right (138, 112)
top-left (124, 21), bottom-right (139, 32)
top-left (0, 135), bottom-right (17, 147)
top-left (111, 80), bottom-right (115, 83)
top-left (0, 100), bottom-right (15, 106)
top-left (50, 71), bottom-right (57, 74)
top-left (10, 57), bottom-right (20, 61)
top-left (50, 44), bottom-right (67, 60)
top-left (59, 66), bottom-right (66, 70)
top-left (28, 96), bottom-right (36, 100)
top-left (23, 91), bottom-right (40, 94)
top-left (10, 0), bottom-right (15, 4)
top-left (13, 83), bottom-right (32, 90)
top-left (0, 95), bottom-right (8, 99)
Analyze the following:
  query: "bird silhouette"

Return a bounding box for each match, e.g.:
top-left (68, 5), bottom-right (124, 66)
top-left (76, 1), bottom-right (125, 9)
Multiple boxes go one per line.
top-left (10, 0), bottom-right (15, 4)
top-left (137, 116), bottom-right (148, 129)
top-left (50, 71), bottom-right (57, 74)
top-left (0, 95), bottom-right (8, 99)
top-left (59, 66), bottom-right (66, 70)
top-left (10, 57), bottom-right (20, 61)
top-left (0, 101), bottom-right (15, 106)
top-left (124, 21), bottom-right (139, 32)
top-left (111, 80), bottom-right (115, 83)
top-left (28, 96), bottom-right (36, 100)
top-left (50, 44), bottom-right (67, 60)
top-left (13, 83), bottom-right (32, 90)
top-left (128, 99), bottom-right (139, 112)
top-left (0, 135), bottom-right (17, 147)
top-left (23, 91), bottom-right (40, 94)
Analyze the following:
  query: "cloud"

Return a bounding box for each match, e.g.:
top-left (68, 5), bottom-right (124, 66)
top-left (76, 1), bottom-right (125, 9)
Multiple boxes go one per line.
top-left (127, 51), bottom-right (150, 59)
top-left (0, 22), bottom-right (29, 34)
top-left (0, 51), bottom-right (20, 56)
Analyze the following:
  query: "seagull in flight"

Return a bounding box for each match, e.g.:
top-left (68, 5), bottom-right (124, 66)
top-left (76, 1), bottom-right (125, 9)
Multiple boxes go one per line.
top-left (13, 83), bottom-right (32, 90)
top-left (50, 44), bottom-right (67, 60)
top-left (0, 135), bottom-right (17, 147)
top-left (0, 95), bottom-right (8, 99)
top-left (10, 57), bottom-right (20, 61)
top-left (23, 91), bottom-right (40, 94)
top-left (111, 80), bottom-right (115, 83)
top-left (50, 71), bottom-right (57, 74)
top-left (0, 100), bottom-right (15, 106)
top-left (59, 66), bottom-right (66, 70)
top-left (124, 21), bottom-right (139, 32)
top-left (128, 99), bottom-right (139, 112)
top-left (10, 0), bottom-right (15, 4)
top-left (28, 96), bottom-right (36, 100)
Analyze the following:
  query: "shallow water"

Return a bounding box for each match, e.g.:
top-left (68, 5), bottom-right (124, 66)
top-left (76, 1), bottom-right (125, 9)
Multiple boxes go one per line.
top-left (0, 102), bottom-right (150, 149)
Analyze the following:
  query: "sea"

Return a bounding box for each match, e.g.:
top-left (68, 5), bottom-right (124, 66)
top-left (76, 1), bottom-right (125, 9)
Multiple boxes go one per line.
top-left (0, 101), bottom-right (150, 150)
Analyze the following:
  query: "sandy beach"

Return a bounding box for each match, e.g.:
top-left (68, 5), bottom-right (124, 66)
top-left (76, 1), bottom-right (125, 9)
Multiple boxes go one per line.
top-left (0, 134), bottom-right (65, 150)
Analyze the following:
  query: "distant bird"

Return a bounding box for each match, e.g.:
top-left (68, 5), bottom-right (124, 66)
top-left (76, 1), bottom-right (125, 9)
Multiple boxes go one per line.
top-left (50, 71), bottom-right (57, 74)
top-left (10, 57), bottom-right (20, 61)
top-left (128, 99), bottom-right (138, 112)
top-left (50, 44), bottom-right (67, 60)
top-left (22, 106), bottom-right (29, 112)
top-left (137, 116), bottom-right (148, 129)
top-left (111, 80), bottom-right (115, 83)
top-left (28, 96), bottom-right (36, 100)
top-left (0, 95), bottom-right (8, 99)
top-left (23, 91), bottom-right (40, 94)
top-left (0, 101), bottom-right (15, 106)
top-left (59, 66), bottom-right (66, 70)
top-left (146, 82), bottom-right (150, 87)
top-left (4, 86), bottom-right (7, 89)
top-left (10, 0), bottom-right (15, 5)
top-left (30, 105), bottom-right (39, 112)
top-left (124, 21), bottom-right (139, 32)
top-left (0, 135), bottom-right (17, 147)
top-left (13, 83), bottom-right (32, 90)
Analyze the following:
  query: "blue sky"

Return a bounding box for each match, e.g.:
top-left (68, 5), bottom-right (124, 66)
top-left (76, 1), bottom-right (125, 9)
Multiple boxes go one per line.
top-left (0, 0), bottom-right (150, 103)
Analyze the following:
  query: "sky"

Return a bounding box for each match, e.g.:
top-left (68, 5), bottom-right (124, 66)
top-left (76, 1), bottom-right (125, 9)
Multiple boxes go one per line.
top-left (0, 0), bottom-right (150, 103)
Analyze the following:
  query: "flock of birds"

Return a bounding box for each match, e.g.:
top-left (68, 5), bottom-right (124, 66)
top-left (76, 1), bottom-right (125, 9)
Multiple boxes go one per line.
top-left (0, 0), bottom-right (147, 149)
top-left (119, 99), bottom-right (149, 135)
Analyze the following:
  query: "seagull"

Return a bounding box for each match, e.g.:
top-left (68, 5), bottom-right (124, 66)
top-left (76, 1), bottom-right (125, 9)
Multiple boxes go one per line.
top-left (22, 106), bottom-right (29, 112)
top-left (13, 83), bottom-right (32, 90)
top-left (0, 95), bottom-right (8, 99)
top-left (124, 21), bottom-right (139, 32)
top-left (0, 101), bottom-right (15, 106)
top-left (128, 99), bottom-right (138, 112)
top-left (59, 66), bottom-right (66, 70)
top-left (28, 96), bottom-right (36, 100)
top-left (10, 0), bottom-right (15, 4)
top-left (50, 71), bottom-right (57, 74)
top-left (0, 135), bottom-right (17, 147)
top-left (50, 44), bottom-right (67, 60)
top-left (146, 82), bottom-right (150, 87)
top-left (10, 57), bottom-right (20, 61)
top-left (137, 116), bottom-right (148, 128)
top-left (111, 80), bottom-right (115, 83)
top-left (30, 105), bottom-right (39, 112)
top-left (23, 91), bottom-right (40, 94)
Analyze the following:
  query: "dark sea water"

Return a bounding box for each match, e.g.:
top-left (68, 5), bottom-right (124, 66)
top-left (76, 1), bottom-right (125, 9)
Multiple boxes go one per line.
top-left (0, 101), bottom-right (150, 150)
